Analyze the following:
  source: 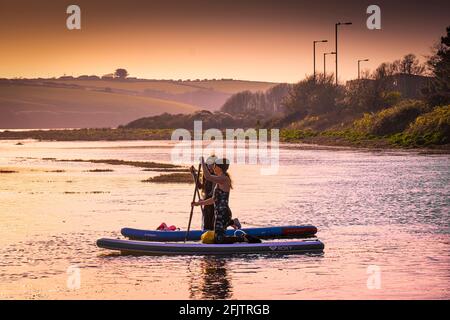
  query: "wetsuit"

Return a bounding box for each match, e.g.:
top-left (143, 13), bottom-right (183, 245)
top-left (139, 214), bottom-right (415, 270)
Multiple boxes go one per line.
top-left (213, 186), bottom-right (234, 244)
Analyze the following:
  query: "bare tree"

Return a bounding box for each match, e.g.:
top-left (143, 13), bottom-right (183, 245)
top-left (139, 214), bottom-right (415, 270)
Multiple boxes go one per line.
top-left (398, 54), bottom-right (425, 75)
top-left (423, 26), bottom-right (450, 106)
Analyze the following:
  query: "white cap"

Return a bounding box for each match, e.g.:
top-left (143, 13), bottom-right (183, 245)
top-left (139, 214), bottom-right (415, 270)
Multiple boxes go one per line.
top-left (206, 155), bottom-right (217, 166)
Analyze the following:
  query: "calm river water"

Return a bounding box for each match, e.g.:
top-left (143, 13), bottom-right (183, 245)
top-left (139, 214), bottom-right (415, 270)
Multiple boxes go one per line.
top-left (0, 140), bottom-right (448, 299)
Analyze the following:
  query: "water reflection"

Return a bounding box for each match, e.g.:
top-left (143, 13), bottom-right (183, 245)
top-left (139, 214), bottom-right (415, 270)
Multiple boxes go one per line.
top-left (186, 253), bottom-right (326, 299)
top-left (188, 256), bottom-right (233, 300)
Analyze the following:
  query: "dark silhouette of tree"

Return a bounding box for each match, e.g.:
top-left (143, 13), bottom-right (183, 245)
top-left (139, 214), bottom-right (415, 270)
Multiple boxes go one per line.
top-left (221, 91), bottom-right (253, 114)
top-left (373, 62), bottom-right (396, 79)
top-left (265, 83), bottom-right (291, 113)
top-left (220, 84), bottom-right (291, 116)
top-left (423, 26), bottom-right (450, 106)
top-left (283, 74), bottom-right (342, 116)
top-left (114, 68), bottom-right (129, 79)
top-left (371, 54), bottom-right (424, 77)
top-left (398, 54), bottom-right (425, 75)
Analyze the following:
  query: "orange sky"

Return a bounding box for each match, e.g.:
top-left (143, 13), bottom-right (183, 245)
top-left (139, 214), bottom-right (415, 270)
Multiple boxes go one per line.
top-left (1, 0), bottom-right (449, 83)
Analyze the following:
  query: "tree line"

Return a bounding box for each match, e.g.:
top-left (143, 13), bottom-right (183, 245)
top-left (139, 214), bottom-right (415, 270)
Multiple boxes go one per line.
top-left (124, 26), bottom-right (449, 143)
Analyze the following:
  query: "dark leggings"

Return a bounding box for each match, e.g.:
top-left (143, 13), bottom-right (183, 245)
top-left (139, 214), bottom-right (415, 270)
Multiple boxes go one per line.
top-left (214, 208), bottom-right (242, 244)
top-left (202, 205), bottom-right (215, 231)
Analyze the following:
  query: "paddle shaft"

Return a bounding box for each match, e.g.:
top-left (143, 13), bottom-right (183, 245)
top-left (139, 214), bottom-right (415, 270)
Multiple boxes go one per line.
top-left (193, 169), bottom-right (205, 221)
top-left (185, 164), bottom-right (201, 242)
top-left (189, 165), bottom-right (205, 228)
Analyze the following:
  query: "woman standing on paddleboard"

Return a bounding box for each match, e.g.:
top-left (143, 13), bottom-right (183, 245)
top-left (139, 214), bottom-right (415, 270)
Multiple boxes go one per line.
top-left (192, 157), bottom-right (250, 244)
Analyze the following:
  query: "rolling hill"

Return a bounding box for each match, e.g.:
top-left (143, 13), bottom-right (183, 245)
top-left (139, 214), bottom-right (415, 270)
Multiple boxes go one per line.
top-left (48, 79), bottom-right (278, 110)
top-left (0, 79), bottom-right (278, 128)
top-left (0, 84), bottom-right (198, 129)
top-left (50, 79), bottom-right (277, 95)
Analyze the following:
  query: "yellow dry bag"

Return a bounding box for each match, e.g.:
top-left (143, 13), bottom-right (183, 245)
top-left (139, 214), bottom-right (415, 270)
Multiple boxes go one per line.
top-left (201, 231), bottom-right (215, 244)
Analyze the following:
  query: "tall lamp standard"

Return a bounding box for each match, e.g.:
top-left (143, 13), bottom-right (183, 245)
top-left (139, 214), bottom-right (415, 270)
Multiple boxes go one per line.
top-left (358, 59), bottom-right (369, 79)
top-left (313, 39), bottom-right (328, 82)
top-left (324, 51), bottom-right (336, 77)
top-left (335, 22), bottom-right (352, 85)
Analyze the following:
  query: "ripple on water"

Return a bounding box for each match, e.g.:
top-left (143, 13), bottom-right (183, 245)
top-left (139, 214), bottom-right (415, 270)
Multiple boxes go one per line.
top-left (0, 142), bottom-right (448, 299)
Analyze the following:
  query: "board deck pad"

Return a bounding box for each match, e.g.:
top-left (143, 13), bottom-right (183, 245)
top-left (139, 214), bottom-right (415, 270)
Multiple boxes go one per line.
top-left (121, 225), bottom-right (318, 242)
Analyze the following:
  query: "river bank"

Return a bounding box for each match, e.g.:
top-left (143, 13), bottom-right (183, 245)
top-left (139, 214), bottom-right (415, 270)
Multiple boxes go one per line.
top-left (0, 128), bottom-right (449, 153)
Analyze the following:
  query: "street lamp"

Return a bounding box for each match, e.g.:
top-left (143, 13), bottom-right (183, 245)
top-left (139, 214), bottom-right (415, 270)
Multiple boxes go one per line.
top-left (313, 39), bottom-right (328, 81)
top-left (324, 52), bottom-right (336, 77)
top-left (358, 59), bottom-right (369, 79)
top-left (335, 22), bottom-right (352, 85)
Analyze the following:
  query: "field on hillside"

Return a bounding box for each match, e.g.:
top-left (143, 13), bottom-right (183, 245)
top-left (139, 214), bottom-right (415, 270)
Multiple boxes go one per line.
top-left (49, 79), bottom-right (277, 95)
top-left (0, 79), bottom-right (279, 128)
top-left (0, 84), bottom-right (198, 129)
top-left (49, 79), bottom-right (278, 110)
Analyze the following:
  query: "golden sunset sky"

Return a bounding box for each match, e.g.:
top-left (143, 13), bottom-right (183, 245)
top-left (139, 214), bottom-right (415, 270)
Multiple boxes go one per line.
top-left (1, 0), bottom-right (449, 82)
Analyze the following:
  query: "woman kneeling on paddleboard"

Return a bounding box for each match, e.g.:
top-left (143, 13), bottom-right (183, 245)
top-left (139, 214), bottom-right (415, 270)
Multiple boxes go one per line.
top-left (192, 157), bottom-right (257, 244)
top-left (198, 155), bottom-right (217, 231)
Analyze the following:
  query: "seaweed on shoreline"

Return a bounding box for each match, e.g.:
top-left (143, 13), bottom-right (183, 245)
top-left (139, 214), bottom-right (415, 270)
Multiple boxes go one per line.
top-left (43, 158), bottom-right (183, 169)
top-left (85, 169), bottom-right (114, 173)
top-left (142, 168), bottom-right (190, 173)
top-left (0, 170), bottom-right (18, 174)
top-left (142, 173), bottom-right (193, 184)
top-left (64, 191), bottom-right (111, 194)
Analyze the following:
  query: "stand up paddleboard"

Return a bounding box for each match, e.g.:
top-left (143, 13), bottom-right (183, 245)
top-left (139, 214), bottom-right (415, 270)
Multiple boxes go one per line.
top-left (97, 238), bottom-right (324, 256)
top-left (121, 225), bottom-right (317, 242)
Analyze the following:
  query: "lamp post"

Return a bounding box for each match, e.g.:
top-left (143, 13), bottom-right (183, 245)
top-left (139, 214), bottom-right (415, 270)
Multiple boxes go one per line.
top-left (313, 39), bottom-right (328, 82)
top-left (335, 22), bottom-right (352, 85)
top-left (358, 59), bottom-right (369, 79)
top-left (324, 51), bottom-right (336, 77)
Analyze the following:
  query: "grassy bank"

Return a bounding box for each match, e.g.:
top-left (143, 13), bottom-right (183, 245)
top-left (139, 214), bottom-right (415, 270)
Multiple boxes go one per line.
top-left (280, 106), bottom-right (449, 150)
top-left (0, 128), bottom-right (174, 141)
top-left (1, 127), bottom-right (448, 151)
top-left (1, 103), bottom-right (448, 151)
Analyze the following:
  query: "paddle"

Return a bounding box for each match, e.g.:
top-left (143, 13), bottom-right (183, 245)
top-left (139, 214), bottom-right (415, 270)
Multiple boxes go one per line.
top-left (185, 164), bottom-right (202, 243)
top-left (192, 166), bottom-right (205, 228)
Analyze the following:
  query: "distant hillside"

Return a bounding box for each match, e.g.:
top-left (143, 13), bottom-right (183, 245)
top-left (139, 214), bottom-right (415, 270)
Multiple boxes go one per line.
top-left (0, 84), bottom-right (198, 129)
top-left (0, 78), bottom-right (277, 129)
top-left (39, 79), bottom-right (277, 110)
top-left (50, 78), bottom-right (277, 93)
top-left (123, 84), bottom-right (291, 130)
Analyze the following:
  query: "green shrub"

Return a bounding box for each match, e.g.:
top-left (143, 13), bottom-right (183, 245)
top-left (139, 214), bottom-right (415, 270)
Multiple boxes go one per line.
top-left (321, 129), bottom-right (374, 142)
top-left (353, 100), bottom-right (429, 136)
top-left (406, 105), bottom-right (449, 135)
top-left (280, 129), bottom-right (318, 141)
top-left (382, 91), bottom-right (402, 107)
top-left (388, 105), bottom-right (449, 146)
